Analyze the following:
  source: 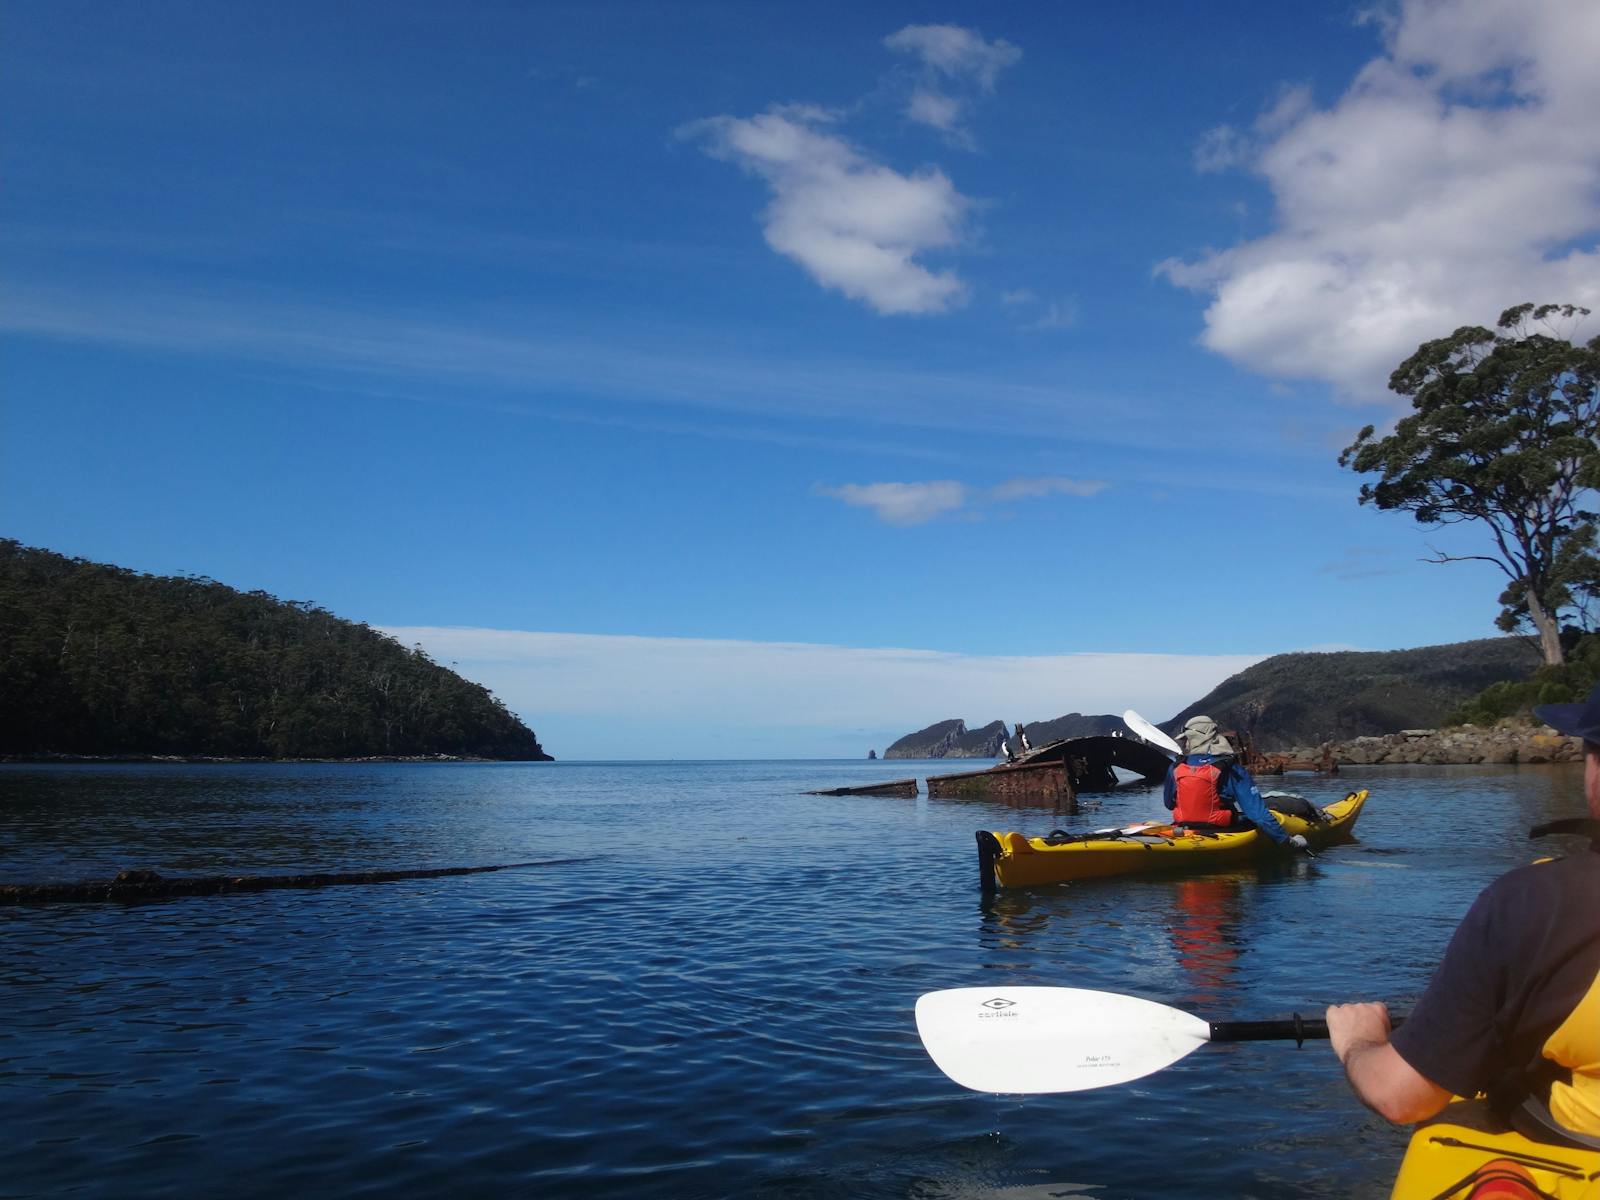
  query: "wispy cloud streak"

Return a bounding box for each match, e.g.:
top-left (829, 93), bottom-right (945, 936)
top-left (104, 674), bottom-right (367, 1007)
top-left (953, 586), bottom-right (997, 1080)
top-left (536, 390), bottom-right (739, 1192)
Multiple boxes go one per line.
top-left (0, 277), bottom-right (1351, 478)
top-left (817, 474), bottom-right (1108, 524)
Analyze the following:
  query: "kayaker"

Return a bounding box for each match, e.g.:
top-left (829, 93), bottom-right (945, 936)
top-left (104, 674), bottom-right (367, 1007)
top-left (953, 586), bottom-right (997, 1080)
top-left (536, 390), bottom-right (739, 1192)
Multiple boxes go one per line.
top-left (1163, 715), bottom-right (1307, 850)
top-left (1325, 682), bottom-right (1600, 1145)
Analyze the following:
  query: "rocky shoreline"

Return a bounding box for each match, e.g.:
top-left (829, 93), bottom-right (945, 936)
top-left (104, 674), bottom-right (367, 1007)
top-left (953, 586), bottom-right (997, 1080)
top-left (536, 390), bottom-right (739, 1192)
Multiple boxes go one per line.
top-left (1283, 723), bottom-right (1582, 767)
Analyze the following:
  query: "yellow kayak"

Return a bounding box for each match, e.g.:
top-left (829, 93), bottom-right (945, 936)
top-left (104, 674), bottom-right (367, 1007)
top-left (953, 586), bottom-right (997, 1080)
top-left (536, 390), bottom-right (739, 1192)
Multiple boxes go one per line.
top-left (976, 789), bottom-right (1368, 890)
top-left (1390, 1102), bottom-right (1600, 1199)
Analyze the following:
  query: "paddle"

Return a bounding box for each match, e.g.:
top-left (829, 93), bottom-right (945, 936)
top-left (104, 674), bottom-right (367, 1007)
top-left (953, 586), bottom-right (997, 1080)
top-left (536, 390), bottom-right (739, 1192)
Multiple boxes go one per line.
top-left (1123, 709), bottom-right (1182, 758)
top-left (914, 986), bottom-right (1394, 1094)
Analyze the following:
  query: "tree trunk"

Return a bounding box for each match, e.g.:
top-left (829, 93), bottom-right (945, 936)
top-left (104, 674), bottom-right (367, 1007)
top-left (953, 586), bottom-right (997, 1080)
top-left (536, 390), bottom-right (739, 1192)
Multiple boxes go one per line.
top-left (1526, 585), bottom-right (1566, 666)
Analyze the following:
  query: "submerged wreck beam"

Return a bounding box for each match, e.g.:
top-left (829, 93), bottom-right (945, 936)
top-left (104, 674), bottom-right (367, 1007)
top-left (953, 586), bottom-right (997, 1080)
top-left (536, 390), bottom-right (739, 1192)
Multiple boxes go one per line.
top-left (0, 860), bottom-right (583, 905)
top-left (808, 778), bottom-right (919, 797)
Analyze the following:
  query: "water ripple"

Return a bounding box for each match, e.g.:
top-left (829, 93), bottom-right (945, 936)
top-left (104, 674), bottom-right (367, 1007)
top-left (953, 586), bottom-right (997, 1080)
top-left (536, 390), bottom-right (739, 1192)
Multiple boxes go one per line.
top-left (0, 760), bottom-right (1583, 1197)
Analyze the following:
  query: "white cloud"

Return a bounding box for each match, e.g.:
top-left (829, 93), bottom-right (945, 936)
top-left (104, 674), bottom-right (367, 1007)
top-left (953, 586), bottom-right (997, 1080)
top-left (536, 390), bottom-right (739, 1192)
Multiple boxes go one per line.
top-left (884, 24), bottom-right (1021, 90)
top-left (684, 108), bottom-right (970, 315)
top-left (907, 88), bottom-right (964, 133)
top-left (1255, 84), bottom-right (1313, 135)
top-left (989, 476), bottom-right (1107, 501)
top-left (384, 625), bottom-right (1268, 760)
top-left (997, 288), bottom-right (1078, 330)
top-left (1194, 125), bottom-right (1250, 174)
top-left (1024, 299), bottom-right (1080, 331)
top-left (817, 475), bottom-right (1108, 523)
top-left (1160, 0), bottom-right (1600, 399)
top-left (885, 24), bottom-right (1020, 142)
top-left (816, 480), bottom-right (968, 525)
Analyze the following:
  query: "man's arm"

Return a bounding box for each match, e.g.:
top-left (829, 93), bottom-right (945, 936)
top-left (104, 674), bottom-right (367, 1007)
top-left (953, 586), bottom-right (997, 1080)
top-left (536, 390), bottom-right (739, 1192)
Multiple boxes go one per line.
top-left (1326, 1002), bottom-right (1452, 1124)
top-left (1225, 766), bottom-right (1290, 844)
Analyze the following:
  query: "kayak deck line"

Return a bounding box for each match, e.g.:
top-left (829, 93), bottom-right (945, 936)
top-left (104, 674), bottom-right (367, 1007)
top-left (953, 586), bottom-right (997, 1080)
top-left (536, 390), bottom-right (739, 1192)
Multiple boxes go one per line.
top-left (1390, 1103), bottom-right (1600, 1199)
top-left (1426, 1136), bottom-right (1591, 1177)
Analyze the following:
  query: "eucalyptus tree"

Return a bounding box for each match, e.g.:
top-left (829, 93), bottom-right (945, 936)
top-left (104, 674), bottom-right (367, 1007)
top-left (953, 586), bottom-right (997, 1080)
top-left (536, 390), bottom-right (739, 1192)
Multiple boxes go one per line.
top-left (1339, 304), bottom-right (1600, 666)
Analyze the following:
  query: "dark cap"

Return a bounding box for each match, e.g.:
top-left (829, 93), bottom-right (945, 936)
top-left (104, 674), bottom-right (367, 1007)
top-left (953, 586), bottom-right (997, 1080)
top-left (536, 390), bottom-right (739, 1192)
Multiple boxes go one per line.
top-left (1532, 681), bottom-right (1600, 744)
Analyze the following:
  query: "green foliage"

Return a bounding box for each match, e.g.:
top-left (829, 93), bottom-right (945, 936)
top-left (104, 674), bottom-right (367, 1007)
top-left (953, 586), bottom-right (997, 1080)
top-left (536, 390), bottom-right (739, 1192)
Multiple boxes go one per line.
top-left (1339, 303), bottom-right (1600, 664)
top-left (1448, 633), bottom-right (1600, 726)
top-left (0, 540), bottom-right (551, 760)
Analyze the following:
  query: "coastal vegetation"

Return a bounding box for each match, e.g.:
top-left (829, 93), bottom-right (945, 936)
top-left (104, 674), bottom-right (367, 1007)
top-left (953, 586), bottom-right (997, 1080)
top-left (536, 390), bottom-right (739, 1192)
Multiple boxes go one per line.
top-left (1340, 302), bottom-right (1600, 665)
top-left (0, 540), bottom-right (551, 761)
top-left (1448, 632), bottom-right (1600, 727)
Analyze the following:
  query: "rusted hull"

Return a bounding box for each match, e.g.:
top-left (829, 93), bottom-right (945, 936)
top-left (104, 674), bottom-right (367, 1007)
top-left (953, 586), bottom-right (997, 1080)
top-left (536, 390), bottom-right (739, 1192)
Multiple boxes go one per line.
top-left (926, 759), bottom-right (1076, 809)
top-left (1235, 730), bottom-right (1338, 775)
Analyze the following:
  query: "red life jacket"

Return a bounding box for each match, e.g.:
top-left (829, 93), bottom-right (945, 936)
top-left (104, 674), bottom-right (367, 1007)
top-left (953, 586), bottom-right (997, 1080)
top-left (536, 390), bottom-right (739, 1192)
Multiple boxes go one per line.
top-left (1172, 761), bottom-right (1234, 826)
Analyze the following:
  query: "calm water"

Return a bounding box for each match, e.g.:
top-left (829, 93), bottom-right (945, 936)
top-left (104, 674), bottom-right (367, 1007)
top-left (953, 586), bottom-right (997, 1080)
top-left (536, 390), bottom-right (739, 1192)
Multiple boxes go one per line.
top-left (1, 759), bottom-right (1589, 1199)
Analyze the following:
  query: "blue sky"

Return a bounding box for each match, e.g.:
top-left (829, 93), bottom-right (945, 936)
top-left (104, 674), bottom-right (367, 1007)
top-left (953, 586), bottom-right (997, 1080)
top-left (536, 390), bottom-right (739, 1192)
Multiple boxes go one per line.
top-left (5, 1), bottom-right (1600, 758)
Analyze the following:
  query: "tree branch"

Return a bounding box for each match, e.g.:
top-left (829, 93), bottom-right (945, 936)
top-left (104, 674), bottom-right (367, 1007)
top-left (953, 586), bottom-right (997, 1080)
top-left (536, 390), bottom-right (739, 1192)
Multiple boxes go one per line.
top-left (1420, 546), bottom-right (1514, 576)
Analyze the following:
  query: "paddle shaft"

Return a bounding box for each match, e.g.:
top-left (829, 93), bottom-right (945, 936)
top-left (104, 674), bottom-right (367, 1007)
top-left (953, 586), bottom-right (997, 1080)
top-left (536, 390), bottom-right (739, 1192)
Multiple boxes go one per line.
top-left (1210, 1014), bottom-right (1404, 1045)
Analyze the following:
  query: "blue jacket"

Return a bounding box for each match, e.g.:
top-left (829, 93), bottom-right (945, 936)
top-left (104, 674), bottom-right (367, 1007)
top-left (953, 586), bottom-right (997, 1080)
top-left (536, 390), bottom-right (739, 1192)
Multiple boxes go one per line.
top-left (1162, 754), bottom-right (1290, 845)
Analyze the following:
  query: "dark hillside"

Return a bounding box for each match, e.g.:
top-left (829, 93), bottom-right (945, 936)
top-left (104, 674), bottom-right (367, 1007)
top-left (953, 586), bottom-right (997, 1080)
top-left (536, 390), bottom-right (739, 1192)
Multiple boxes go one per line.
top-left (884, 719), bottom-right (964, 758)
top-left (0, 540), bottom-right (552, 760)
top-left (1167, 637), bottom-right (1540, 749)
top-left (884, 718), bottom-right (1005, 759)
top-left (950, 720), bottom-right (1006, 757)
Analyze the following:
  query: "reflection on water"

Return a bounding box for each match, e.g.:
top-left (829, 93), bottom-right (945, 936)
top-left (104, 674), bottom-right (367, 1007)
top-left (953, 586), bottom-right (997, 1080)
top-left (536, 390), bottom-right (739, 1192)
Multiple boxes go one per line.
top-left (0, 759), bottom-right (1588, 1198)
top-left (1168, 875), bottom-right (1244, 1000)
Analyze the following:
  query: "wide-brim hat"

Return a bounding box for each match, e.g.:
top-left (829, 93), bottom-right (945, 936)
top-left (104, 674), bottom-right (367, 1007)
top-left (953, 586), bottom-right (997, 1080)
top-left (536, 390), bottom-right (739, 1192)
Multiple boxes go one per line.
top-left (1533, 681), bottom-right (1600, 743)
top-left (1180, 715), bottom-right (1234, 757)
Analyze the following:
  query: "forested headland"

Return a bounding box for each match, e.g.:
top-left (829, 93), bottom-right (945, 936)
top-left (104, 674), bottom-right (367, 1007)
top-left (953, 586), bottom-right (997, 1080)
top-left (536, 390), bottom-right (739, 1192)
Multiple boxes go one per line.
top-left (0, 541), bottom-right (552, 761)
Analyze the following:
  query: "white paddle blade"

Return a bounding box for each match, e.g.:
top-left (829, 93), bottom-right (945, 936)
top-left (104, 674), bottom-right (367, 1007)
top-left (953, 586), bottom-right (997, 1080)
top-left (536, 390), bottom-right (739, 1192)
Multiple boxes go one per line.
top-left (915, 986), bottom-right (1211, 1094)
top-left (1122, 710), bottom-right (1183, 757)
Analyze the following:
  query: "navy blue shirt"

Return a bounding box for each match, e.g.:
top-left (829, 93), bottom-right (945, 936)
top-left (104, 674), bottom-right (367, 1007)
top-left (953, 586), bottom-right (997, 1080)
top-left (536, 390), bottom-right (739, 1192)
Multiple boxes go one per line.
top-left (1390, 848), bottom-right (1600, 1107)
top-left (1162, 754), bottom-right (1291, 845)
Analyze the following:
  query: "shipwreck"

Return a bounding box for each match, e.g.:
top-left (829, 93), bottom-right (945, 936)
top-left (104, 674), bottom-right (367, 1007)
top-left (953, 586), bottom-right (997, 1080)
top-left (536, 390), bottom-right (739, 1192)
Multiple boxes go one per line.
top-left (924, 732), bottom-right (1170, 810)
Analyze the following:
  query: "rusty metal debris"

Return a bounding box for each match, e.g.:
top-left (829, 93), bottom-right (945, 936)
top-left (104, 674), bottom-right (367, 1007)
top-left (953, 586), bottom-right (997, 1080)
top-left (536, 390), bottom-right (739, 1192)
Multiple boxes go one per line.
top-left (1233, 730), bottom-right (1339, 776)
